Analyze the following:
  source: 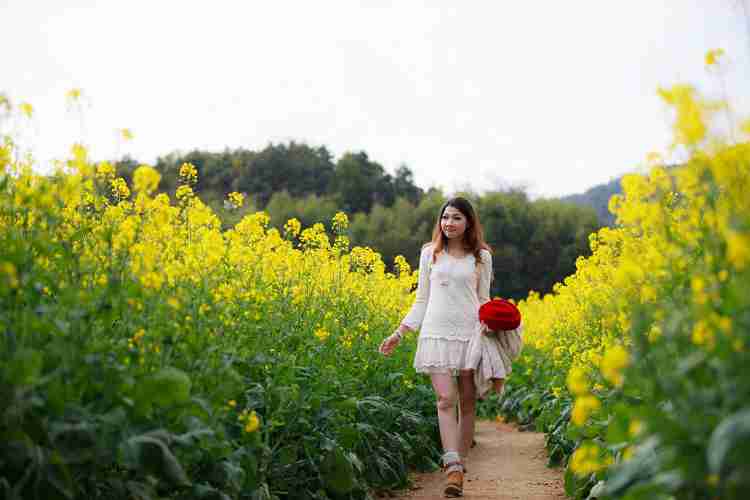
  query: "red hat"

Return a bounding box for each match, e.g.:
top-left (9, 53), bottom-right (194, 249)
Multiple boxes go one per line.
top-left (479, 298), bottom-right (521, 331)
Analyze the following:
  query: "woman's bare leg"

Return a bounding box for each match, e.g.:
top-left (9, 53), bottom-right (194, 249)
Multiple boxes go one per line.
top-left (457, 371), bottom-right (477, 458)
top-left (492, 377), bottom-right (505, 395)
top-left (430, 373), bottom-right (460, 455)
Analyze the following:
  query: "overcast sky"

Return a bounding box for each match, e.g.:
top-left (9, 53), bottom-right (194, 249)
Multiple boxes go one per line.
top-left (3, 0), bottom-right (749, 198)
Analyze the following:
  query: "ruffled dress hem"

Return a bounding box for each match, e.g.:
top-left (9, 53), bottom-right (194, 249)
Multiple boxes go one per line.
top-left (413, 335), bottom-right (473, 374)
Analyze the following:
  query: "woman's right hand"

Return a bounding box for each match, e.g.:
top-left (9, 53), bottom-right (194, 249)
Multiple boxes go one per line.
top-left (379, 333), bottom-right (401, 356)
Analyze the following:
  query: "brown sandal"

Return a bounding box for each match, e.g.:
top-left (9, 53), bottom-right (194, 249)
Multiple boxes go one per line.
top-left (443, 461), bottom-right (464, 497)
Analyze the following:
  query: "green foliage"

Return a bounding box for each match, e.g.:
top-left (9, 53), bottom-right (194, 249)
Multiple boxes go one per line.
top-left (124, 142), bottom-right (425, 215)
top-left (266, 191), bottom-right (339, 231)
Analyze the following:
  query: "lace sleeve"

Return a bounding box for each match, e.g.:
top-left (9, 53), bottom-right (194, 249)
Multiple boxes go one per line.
top-left (477, 249), bottom-right (492, 305)
top-left (401, 245), bottom-right (432, 330)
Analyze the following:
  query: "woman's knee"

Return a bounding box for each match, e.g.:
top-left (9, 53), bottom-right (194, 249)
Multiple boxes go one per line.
top-left (435, 388), bottom-right (458, 410)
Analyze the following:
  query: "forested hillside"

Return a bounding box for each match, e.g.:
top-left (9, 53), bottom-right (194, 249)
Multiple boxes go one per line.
top-left (559, 177), bottom-right (622, 226)
top-left (115, 143), bottom-right (601, 300)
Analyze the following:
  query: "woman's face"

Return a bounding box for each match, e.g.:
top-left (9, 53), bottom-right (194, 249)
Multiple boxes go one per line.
top-left (441, 206), bottom-right (469, 240)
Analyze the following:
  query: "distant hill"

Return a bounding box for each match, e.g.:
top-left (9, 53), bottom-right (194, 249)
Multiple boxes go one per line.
top-left (559, 176), bottom-right (622, 226)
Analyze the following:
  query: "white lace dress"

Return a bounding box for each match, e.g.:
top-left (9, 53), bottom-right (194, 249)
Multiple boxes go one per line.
top-left (401, 244), bottom-right (522, 397)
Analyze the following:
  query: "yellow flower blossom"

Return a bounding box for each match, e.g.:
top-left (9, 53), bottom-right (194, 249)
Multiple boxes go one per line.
top-left (179, 162), bottom-right (198, 184)
top-left (571, 395), bottom-right (601, 426)
top-left (692, 320), bottom-right (715, 349)
top-left (569, 442), bottom-right (606, 475)
top-left (133, 165), bottom-right (161, 195)
top-left (600, 345), bottom-right (629, 387)
top-left (704, 48), bottom-right (725, 67)
top-left (19, 102), bottom-right (33, 118)
top-left (110, 178), bottom-right (130, 200)
top-left (315, 327), bottom-right (330, 342)
top-left (725, 231), bottom-right (750, 270)
top-left (566, 366), bottom-right (589, 396)
top-left (332, 211), bottom-right (349, 233)
top-left (1, 261), bottom-right (19, 288)
top-left (284, 218), bottom-right (301, 238)
top-left (227, 191), bottom-right (245, 209)
top-left (66, 88), bottom-right (82, 101)
top-left (120, 128), bottom-right (134, 141)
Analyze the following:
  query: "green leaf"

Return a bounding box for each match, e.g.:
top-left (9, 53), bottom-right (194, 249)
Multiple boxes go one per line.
top-left (191, 483), bottom-right (232, 500)
top-left (337, 425), bottom-right (358, 449)
top-left (321, 444), bottom-right (356, 495)
top-left (334, 397), bottom-right (358, 414)
top-left (707, 408), bottom-right (750, 474)
top-left (125, 480), bottom-right (155, 500)
top-left (136, 367), bottom-right (191, 411)
top-left (276, 445), bottom-right (298, 467)
top-left (210, 462), bottom-right (245, 493)
top-left (120, 435), bottom-right (190, 486)
top-left (6, 348), bottom-right (43, 386)
top-left (173, 428), bottom-right (215, 447)
top-left (602, 437), bottom-right (661, 496)
top-left (675, 351), bottom-right (707, 376)
top-left (49, 421), bottom-right (97, 465)
top-left (587, 480), bottom-right (606, 499)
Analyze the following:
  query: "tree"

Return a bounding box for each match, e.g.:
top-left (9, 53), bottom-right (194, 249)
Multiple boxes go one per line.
top-left (332, 152), bottom-right (395, 214)
top-left (393, 164), bottom-right (423, 204)
top-left (233, 142), bottom-right (335, 207)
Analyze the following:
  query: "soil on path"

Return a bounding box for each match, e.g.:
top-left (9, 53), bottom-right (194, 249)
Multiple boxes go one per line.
top-left (395, 419), bottom-right (565, 500)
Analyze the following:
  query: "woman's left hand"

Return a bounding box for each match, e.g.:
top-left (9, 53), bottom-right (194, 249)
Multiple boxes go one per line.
top-left (480, 321), bottom-right (493, 335)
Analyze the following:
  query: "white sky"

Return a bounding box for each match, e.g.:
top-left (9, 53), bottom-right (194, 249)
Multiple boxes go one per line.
top-left (2, 0), bottom-right (750, 198)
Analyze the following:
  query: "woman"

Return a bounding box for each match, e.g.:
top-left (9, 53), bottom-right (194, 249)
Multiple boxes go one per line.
top-left (379, 197), bottom-right (511, 497)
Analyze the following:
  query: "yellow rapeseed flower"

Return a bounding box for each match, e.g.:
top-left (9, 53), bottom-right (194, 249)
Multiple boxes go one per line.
top-left (647, 325), bottom-right (662, 343)
top-left (741, 118), bottom-right (750, 137)
top-left (571, 394), bottom-right (601, 426)
top-left (704, 48), bottom-right (725, 67)
top-left (657, 84), bottom-right (712, 147)
top-left (133, 165), bottom-right (161, 195)
top-left (179, 162), bottom-right (198, 184)
top-left (96, 162), bottom-right (115, 181)
top-left (227, 191), bottom-right (245, 209)
top-left (176, 185), bottom-right (194, 202)
top-left (628, 418), bottom-right (644, 437)
top-left (20, 102), bottom-right (34, 118)
top-left (110, 178), bottom-right (131, 200)
top-left (120, 128), bottom-right (134, 141)
top-left (1, 261), bottom-right (19, 288)
top-left (725, 231), bottom-right (750, 270)
top-left (284, 218), bottom-right (302, 238)
top-left (601, 345), bottom-right (629, 387)
top-left (66, 88), bottom-right (82, 101)
top-left (238, 409), bottom-right (260, 433)
top-left (692, 320), bottom-right (715, 349)
top-left (569, 442), bottom-right (605, 475)
top-left (332, 211), bottom-right (349, 233)
top-left (315, 327), bottom-right (330, 342)
top-left (566, 366), bottom-right (589, 396)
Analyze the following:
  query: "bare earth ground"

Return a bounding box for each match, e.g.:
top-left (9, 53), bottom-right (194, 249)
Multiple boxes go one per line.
top-left (394, 419), bottom-right (565, 500)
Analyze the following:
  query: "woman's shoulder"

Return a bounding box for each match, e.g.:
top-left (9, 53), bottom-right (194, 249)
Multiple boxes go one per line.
top-left (420, 242), bottom-right (435, 256)
top-left (478, 248), bottom-right (492, 264)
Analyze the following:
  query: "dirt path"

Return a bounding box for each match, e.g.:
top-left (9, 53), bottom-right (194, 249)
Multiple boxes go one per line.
top-left (395, 419), bottom-right (565, 500)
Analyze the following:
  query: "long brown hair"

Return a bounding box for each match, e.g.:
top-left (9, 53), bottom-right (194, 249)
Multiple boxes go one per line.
top-left (425, 197), bottom-right (492, 265)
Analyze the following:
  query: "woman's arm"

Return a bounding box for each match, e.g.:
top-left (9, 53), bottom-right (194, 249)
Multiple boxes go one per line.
top-left (379, 245), bottom-right (432, 355)
top-left (478, 249), bottom-right (492, 305)
top-left (399, 245), bottom-right (433, 332)
top-left (477, 250), bottom-right (493, 334)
